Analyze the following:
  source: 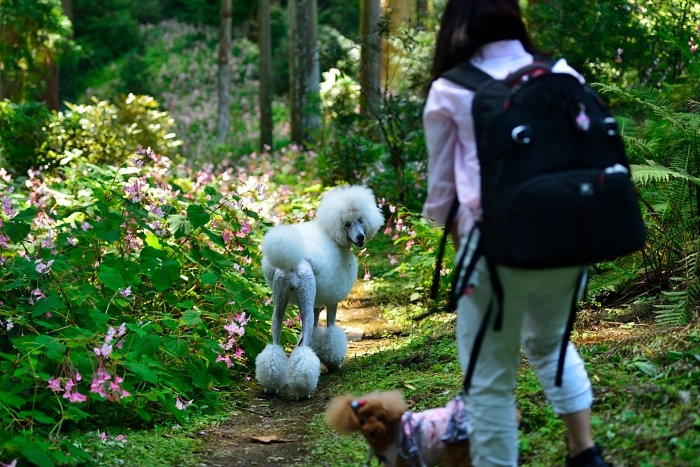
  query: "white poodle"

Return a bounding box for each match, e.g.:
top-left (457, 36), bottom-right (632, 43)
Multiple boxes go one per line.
top-left (255, 185), bottom-right (384, 399)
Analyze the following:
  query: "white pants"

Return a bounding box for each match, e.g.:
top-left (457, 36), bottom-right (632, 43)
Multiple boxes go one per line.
top-left (456, 233), bottom-right (593, 467)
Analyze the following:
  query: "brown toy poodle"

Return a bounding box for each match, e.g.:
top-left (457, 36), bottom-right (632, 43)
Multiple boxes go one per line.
top-left (324, 390), bottom-right (472, 467)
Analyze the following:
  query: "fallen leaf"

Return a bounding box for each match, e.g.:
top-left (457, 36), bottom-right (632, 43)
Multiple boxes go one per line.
top-left (250, 436), bottom-right (295, 444)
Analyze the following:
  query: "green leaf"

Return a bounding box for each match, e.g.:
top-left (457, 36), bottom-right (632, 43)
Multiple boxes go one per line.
top-left (150, 259), bottom-right (181, 291)
top-left (124, 362), bottom-right (159, 384)
top-left (200, 271), bottom-right (219, 284)
top-left (0, 391), bottom-right (25, 408)
top-left (88, 309), bottom-right (110, 329)
top-left (131, 334), bottom-right (162, 357)
top-left (4, 220), bottom-right (31, 243)
top-left (164, 338), bottom-right (189, 357)
top-left (94, 221), bottom-right (120, 242)
top-left (136, 408), bottom-right (152, 422)
top-left (180, 310), bottom-right (201, 326)
top-left (32, 294), bottom-right (66, 318)
top-left (7, 436), bottom-right (54, 467)
top-left (12, 206), bottom-right (39, 223)
top-left (187, 204), bottom-right (210, 229)
top-left (97, 264), bottom-right (125, 291)
top-left (29, 410), bottom-right (56, 424)
top-left (168, 214), bottom-right (191, 238)
top-left (634, 361), bottom-right (659, 377)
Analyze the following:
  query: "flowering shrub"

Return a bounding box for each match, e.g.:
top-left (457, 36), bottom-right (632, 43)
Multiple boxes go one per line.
top-left (0, 150), bottom-right (304, 465)
top-left (374, 201), bottom-right (455, 307)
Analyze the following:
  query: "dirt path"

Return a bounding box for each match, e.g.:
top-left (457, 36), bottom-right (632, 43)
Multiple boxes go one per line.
top-left (199, 286), bottom-right (400, 467)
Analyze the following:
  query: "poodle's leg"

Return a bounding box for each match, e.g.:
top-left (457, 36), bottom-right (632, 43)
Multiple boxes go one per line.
top-left (295, 262), bottom-right (316, 349)
top-left (255, 270), bottom-right (291, 394)
top-left (325, 303), bottom-right (338, 326)
top-left (313, 307), bottom-right (323, 327)
top-left (299, 307), bottom-right (324, 346)
top-left (271, 271), bottom-right (291, 346)
top-left (321, 303), bottom-right (348, 371)
top-left (310, 303), bottom-right (348, 371)
top-left (287, 260), bottom-right (320, 399)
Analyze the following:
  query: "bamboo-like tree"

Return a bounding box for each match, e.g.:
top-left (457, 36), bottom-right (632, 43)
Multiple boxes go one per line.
top-left (217, 0), bottom-right (232, 144)
top-left (360, 0), bottom-right (381, 116)
top-left (288, 0), bottom-right (320, 146)
top-left (259, 0), bottom-right (273, 151)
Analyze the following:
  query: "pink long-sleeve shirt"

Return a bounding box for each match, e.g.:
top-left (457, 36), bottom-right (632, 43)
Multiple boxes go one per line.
top-left (422, 40), bottom-right (584, 236)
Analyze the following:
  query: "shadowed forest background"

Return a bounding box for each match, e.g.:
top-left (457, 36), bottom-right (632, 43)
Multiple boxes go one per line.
top-left (1, 1), bottom-right (700, 466)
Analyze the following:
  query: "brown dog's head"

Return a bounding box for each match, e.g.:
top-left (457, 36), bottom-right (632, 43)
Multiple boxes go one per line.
top-left (324, 390), bottom-right (407, 453)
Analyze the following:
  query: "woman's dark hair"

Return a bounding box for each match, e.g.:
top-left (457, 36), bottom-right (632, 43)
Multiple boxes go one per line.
top-left (430, 0), bottom-right (541, 83)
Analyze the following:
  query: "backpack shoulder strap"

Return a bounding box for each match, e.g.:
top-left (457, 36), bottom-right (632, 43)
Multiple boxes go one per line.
top-left (502, 59), bottom-right (555, 88)
top-left (440, 62), bottom-right (494, 91)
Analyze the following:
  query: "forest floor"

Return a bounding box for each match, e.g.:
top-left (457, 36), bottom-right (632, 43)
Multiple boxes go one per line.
top-left (198, 286), bottom-right (402, 467)
top-left (194, 281), bottom-right (700, 467)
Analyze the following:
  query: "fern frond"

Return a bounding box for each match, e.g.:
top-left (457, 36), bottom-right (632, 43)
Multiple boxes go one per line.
top-left (631, 160), bottom-right (700, 186)
top-left (593, 84), bottom-right (684, 128)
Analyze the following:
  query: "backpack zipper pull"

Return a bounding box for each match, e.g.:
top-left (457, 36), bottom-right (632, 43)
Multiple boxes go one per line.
top-left (576, 103), bottom-right (590, 132)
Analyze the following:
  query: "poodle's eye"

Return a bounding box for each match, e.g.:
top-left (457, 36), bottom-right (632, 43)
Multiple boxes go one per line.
top-left (344, 222), bottom-right (351, 228)
top-left (358, 218), bottom-right (363, 224)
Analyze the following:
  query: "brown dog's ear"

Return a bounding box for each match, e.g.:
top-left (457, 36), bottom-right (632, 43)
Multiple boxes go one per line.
top-left (324, 394), bottom-right (361, 433)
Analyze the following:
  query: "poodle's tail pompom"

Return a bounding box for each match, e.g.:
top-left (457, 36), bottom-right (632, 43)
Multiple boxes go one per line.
top-left (324, 393), bottom-right (361, 433)
top-left (262, 225), bottom-right (304, 271)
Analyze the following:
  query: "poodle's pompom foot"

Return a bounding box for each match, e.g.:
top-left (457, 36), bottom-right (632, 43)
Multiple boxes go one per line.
top-left (255, 344), bottom-right (288, 394)
top-left (287, 346), bottom-right (321, 399)
top-left (310, 325), bottom-right (348, 371)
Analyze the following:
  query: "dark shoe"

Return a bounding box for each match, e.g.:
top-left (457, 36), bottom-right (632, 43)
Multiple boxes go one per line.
top-left (566, 444), bottom-right (612, 467)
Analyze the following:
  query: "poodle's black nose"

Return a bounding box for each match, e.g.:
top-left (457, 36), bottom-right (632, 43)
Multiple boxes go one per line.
top-left (357, 233), bottom-right (365, 243)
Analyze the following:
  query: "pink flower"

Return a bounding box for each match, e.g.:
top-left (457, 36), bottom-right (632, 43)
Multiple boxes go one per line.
top-left (175, 396), bottom-right (193, 411)
top-left (235, 312), bottom-right (249, 326)
top-left (68, 391), bottom-right (87, 403)
top-left (81, 222), bottom-right (91, 231)
top-left (120, 286), bottom-right (131, 298)
top-left (216, 354), bottom-right (233, 368)
top-left (2, 195), bottom-right (15, 217)
top-left (31, 288), bottom-right (46, 300)
top-left (99, 432), bottom-right (108, 440)
top-left (236, 220), bottom-right (252, 238)
top-left (47, 378), bottom-right (62, 392)
top-left (222, 229), bottom-right (233, 243)
top-left (116, 434), bottom-right (126, 441)
top-left (234, 347), bottom-right (244, 359)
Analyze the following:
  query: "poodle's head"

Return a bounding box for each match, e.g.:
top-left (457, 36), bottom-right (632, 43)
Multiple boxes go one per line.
top-left (315, 185), bottom-right (385, 248)
top-left (323, 390), bottom-right (406, 453)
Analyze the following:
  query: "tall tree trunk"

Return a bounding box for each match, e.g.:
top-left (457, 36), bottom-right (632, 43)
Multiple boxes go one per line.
top-left (39, 56), bottom-right (60, 110)
top-left (381, 0), bottom-right (415, 87)
top-left (359, 0), bottom-right (381, 116)
top-left (259, 0), bottom-right (273, 151)
top-left (288, 0), bottom-right (320, 147)
top-left (217, 0), bottom-right (232, 144)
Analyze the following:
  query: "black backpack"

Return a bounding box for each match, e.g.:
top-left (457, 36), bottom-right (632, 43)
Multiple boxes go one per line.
top-left (429, 59), bottom-right (646, 392)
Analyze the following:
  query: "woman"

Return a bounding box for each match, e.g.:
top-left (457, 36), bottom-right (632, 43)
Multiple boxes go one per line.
top-left (422, 1), bottom-right (612, 466)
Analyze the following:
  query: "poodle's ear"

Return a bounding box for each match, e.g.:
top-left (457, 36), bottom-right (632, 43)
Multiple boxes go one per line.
top-left (324, 394), bottom-right (362, 433)
top-left (347, 185), bottom-right (384, 241)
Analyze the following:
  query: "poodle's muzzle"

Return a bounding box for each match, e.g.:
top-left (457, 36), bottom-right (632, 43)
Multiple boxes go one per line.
top-left (346, 219), bottom-right (367, 248)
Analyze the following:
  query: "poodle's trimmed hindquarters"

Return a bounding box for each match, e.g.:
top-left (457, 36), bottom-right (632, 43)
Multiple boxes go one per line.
top-left (256, 185), bottom-right (384, 399)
